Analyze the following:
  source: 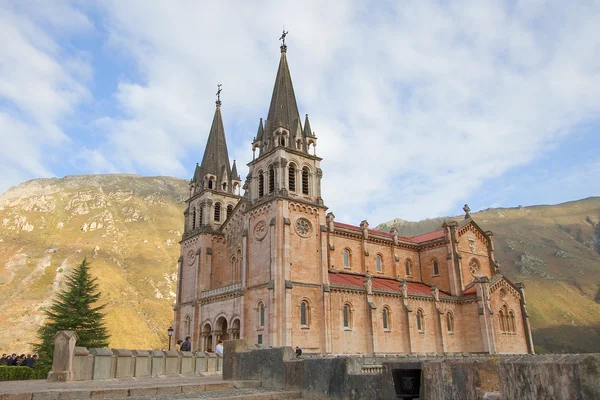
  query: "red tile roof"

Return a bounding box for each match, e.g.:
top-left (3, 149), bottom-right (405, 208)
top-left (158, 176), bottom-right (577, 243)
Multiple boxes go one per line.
top-left (332, 222), bottom-right (445, 243)
top-left (463, 286), bottom-right (477, 295)
top-left (328, 272), bottom-right (449, 297)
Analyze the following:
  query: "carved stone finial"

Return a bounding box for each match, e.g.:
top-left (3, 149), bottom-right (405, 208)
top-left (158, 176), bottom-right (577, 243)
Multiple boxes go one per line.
top-left (431, 285), bottom-right (440, 301)
top-left (463, 204), bottom-right (471, 219)
top-left (400, 280), bottom-right (408, 298)
top-left (364, 275), bottom-right (373, 295)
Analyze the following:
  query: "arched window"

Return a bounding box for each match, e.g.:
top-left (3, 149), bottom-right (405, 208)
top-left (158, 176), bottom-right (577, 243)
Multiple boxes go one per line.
top-left (192, 208), bottom-right (197, 230)
top-left (376, 255), bottom-right (383, 273)
top-left (185, 315), bottom-right (191, 336)
top-left (302, 167), bottom-right (309, 195)
top-left (433, 259), bottom-right (439, 275)
top-left (258, 302), bottom-right (265, 328)
top-left (288, 164), bottom-right (296, 192)
top-left (405, 259), bottom-right (412, 276)
top-left (199, 207), bottom-right (203, 226)
top-left (343, 304), bottom-right (352, 328)
top-left (447, 312), bottom-right (454, 333)
top-left (235, 249), bottom-right (242, 281)
top-left (416, 310), bottom-right (424, 331)
top-left (227, 204), bottom-right (233, 219)
top-left (382, 307), bottom-right (390, 330)
top-left (268, 165), bottom-right (275, 193)
top-left (222, 182), bottom-right (227, 191)
top-left (498, 310), bottom-right (506, 332)
top-left (258, 171), bottom-right (264, 197)
top-left (214, 202), bottom-right (221, 222)
top-left (509, 311), bottom-right (516, 334)
top-left (208, 179), bottom-right (214, 190)
top-left (300, 300), bottom-right (310, 327)
top-left (296, 139), bottom-right (302, 150)
top-left (343, 249), bottom-right (351, 269)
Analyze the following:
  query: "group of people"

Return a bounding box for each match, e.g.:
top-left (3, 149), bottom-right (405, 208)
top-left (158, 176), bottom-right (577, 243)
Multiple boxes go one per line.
top-left (0, 353), bottom-right (38, 367)
top-left (174, 337), bottom-right (224, 354)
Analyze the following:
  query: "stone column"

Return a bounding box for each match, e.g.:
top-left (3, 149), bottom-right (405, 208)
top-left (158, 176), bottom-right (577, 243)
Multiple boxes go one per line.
top-left (47, 331), bottom-right (79, 382)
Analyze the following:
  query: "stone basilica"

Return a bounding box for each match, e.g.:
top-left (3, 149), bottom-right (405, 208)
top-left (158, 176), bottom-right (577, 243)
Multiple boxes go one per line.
top-left (173, 40), bottom-right (534, 355)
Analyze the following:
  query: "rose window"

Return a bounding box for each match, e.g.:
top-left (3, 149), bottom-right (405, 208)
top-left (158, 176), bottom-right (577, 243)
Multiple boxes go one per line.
top-left (295, 218), bottom-right (311, 237)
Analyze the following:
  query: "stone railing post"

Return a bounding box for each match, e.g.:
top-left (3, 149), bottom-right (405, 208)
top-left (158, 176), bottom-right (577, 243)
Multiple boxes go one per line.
top-left (195, 352), bottom-right (207, 375)
top-left (47, 330), bottom-right (79, 382)
top-left (150, 350), bottom-right (165, 377)
top-left (73, 347), bottom-right (93, 381)
top-left (132, 350), bottom-right (151, 377)
top-left (180, 351), bottom-right (194, 375)
top-left (89, 348), bottom-right (113, 380)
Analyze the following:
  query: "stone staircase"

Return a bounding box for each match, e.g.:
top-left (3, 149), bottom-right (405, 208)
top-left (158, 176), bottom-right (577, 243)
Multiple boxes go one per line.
top-left (0, 379), bottom-right (303, 400)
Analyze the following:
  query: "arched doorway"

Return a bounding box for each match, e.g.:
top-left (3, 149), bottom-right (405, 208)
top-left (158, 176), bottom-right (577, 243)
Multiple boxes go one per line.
top-left (202, 323), bottom-right (213, 352)
top-left (231, 319), bottom-right (240, 339)
top-left (216, 316), bottom-right (229, 341)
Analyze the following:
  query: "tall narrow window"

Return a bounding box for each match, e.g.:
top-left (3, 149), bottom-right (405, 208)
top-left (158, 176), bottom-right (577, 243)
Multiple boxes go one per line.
top-left (405, 259), bottom-right (411, 276)
top-left (416, 310), bottom-right (424, 331)
top-left (343, 250), bottom-right (350, 268)
top-left (343, 304), bottom-right (351, 328)
top-left (227, 204), bottom-right (233, 219)
top-left (257, 334), bottom-right (263, 344)
top-left (447, 313), bottom-right (454, 333)
top-left (259, 302), bottom-right (265, 327)
top-left (269, 165), bottom-right (275, 193)
top-left (302, 167), bottom-right (309, 195)
top-left (288, 164), bottom-right (296, 191)
top-left (222, 182), bottom-right (227, 191)
top-left (214, 202), bottom-right (221, 222)
top-left (192, 208), bottom-right (197, 230)
top-left (433, 260), bottom-right (439, 275)
top-left (499, 310), bottom-right (506, 332)
top-left (376, 255), bottom-right (382, 273)
top-left (208, 179), bottom-right (213, 190)
top-left (199, 208), bottom-right (203, 226)
top-left (300, 301), bottom-right (309, 326)
top-left (258, 172), bottom-right (264, 197)
top-left (509, 311), bottom-right (516, 334)
top-left (383, 308), bottom-right (389, 329)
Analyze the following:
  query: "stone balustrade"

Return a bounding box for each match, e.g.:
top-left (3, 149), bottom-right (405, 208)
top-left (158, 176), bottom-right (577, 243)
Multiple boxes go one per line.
top-left (69, 348), bottom-right (222, 381)
top-left (200, 282), bottom-right (242, 299)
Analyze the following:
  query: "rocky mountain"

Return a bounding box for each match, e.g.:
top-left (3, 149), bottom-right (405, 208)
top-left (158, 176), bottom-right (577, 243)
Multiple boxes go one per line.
top-left (0, 175), bottom-right (188, 352)
top-left (1, 174), bottom-right (599, 353)
top-left (379, 198), bottom-right (600, 353)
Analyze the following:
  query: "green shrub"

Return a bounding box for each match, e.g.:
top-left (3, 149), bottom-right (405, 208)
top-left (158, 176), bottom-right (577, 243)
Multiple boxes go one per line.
top-left (0, 365), bottom-right (50, 381)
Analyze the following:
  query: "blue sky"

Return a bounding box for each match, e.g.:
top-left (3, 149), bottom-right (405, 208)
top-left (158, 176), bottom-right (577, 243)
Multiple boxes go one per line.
top-left (1, 0), bottom-right (599, 225)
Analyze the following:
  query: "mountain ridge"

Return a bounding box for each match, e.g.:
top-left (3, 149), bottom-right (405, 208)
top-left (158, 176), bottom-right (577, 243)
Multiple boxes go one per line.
top-left (1, 175), bottom-right (599, 353)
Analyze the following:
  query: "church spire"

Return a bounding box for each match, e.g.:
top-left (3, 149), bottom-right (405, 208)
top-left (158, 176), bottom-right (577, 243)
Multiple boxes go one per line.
top-left (265, 30), bottom-right (300, 137)
top-left (195, 86), bottom-right (233, 194)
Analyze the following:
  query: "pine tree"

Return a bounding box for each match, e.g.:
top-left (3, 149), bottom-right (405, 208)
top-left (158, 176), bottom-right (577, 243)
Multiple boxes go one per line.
top-left (33, 259), bottom-right (110, 365)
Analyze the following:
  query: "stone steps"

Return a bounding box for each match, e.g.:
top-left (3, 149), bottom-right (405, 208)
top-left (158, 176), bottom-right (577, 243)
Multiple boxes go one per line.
top-left (0, 380), bottom-right (304, 400)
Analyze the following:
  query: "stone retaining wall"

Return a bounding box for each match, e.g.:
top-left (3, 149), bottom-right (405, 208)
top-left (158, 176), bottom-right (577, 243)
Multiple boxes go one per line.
top-left (72, 347), bottom-right (222, 381)
top-left (223, 340), bottom-right (600, 400)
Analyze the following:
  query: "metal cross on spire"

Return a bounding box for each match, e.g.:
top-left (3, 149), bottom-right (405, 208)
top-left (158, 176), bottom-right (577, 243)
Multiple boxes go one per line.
top-left (216, 83), bottom-right (222, 105)
top-left (279, 28), bottom-right (289, 46)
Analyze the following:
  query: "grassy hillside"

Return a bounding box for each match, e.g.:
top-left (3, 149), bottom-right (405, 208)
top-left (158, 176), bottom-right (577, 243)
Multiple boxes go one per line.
top-left (379, 198), bottom-right (600, 353)
top-left (1, 174), bottom-right (598, 353)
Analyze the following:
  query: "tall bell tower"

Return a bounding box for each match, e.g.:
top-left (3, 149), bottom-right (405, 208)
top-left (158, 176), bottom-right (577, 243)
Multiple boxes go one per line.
top-left (243, 32), bottom-right (329, 348)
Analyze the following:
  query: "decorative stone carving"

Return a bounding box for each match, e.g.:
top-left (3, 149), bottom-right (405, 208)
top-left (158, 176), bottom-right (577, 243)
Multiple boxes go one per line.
top-left (253, 221), bottom-right (268, 241)
top-left (295, 218), bottom-right (312, 238)
top-left (469, 258), bottom-right (480, 276)
top-left (431, 286), bottom-right (440, 301)
top-left (364, 275), bottom-right (373, 295)
top-left (326, 212), bottom-right (335, 231)
top-left (400, 280), bottom-right (408, 298)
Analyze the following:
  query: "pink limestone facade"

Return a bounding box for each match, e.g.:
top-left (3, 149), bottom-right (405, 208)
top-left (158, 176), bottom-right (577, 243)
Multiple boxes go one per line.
top-left (173, 42), bottom-right (534, 355)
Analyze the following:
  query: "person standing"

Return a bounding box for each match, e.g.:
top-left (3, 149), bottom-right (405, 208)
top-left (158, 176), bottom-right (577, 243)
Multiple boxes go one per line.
top-left (175, 340), bottom-right (183, 351)
top-left (215, 340), bottom-right (224, 355)
top-left (180, 336), bottom-right (192, 352)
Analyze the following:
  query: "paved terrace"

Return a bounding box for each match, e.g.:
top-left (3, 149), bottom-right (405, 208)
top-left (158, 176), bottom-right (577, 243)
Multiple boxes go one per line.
top-left (0, 376), bottom-right (302, 400)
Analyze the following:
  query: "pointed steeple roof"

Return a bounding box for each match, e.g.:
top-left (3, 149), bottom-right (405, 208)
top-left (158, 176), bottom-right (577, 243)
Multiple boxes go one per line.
top-left (194, 100), bottom-right (234, 194)
top-left (231, 160), bottom-right (240, 180)
top-left (256, 118), bottom-right (264, 141)
top-left (303, 114), bottom-right (313, 137)
top-left (265, 45), bottom-right (300, 134)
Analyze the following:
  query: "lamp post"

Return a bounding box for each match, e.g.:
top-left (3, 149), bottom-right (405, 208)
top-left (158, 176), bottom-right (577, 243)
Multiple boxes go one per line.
top-left (167, 326), bottom-right (174, 351)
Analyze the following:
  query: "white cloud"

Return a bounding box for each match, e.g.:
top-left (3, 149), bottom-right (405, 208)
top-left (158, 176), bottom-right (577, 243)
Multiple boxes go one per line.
top-left (0, 1), bottom-right (92, 192)
top-left (1, 1), bottom-right (599, 226)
